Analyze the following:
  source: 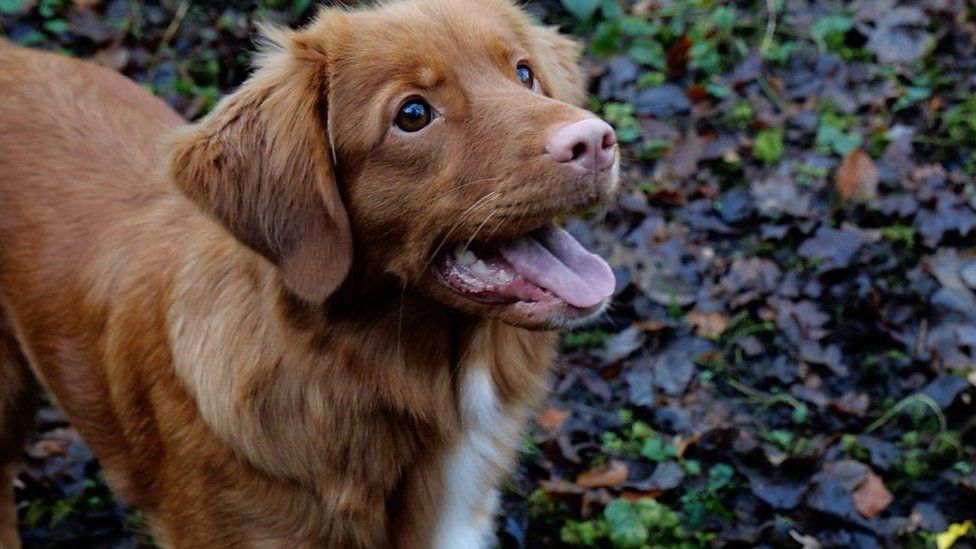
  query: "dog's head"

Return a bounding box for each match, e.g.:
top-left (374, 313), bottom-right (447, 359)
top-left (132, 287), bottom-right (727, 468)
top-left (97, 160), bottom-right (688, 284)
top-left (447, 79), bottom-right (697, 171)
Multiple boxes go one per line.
top-left (168, 0), bottom-right (618, 330)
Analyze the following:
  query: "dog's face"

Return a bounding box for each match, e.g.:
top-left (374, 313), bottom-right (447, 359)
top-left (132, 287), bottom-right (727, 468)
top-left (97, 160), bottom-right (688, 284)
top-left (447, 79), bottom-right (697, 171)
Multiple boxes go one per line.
top-left (169, 0), bottom-right (618, 330)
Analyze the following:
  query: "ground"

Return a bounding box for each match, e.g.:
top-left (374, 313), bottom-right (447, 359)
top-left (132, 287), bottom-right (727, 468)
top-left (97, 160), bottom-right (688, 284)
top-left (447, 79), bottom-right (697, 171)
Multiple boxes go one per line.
top-left (2, 0), bottom-right (976, 547)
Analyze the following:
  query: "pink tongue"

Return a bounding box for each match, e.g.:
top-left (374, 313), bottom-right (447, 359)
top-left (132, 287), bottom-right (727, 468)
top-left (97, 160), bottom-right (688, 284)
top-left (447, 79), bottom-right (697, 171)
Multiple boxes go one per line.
top-left (499, 225), bottom-right (615, 309)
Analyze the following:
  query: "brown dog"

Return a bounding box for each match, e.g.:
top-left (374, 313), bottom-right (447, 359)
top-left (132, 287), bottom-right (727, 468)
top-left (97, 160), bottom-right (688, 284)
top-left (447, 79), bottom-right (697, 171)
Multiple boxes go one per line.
top-left (0, 0), bottom-right (618, 546)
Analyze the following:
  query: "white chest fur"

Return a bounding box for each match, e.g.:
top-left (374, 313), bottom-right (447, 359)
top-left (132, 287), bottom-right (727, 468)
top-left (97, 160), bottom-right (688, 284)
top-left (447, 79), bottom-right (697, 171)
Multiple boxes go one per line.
top-left (433, 364), bottom-right (522, 549)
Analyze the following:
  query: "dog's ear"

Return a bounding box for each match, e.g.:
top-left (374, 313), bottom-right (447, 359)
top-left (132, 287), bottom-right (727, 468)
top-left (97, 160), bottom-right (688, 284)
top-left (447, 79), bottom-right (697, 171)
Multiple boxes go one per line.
top-left (528, 25), bottom-right (587, 106)
top-left (168, 25), bottom-right (352, 303)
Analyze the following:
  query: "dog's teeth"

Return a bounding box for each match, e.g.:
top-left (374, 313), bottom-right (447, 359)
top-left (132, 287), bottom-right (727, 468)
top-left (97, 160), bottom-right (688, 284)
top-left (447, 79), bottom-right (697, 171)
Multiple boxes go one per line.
top-left (496, 270), bottom-right (514, 284)
top-left (452, 243), bottom-right (478, 266)
top-left (460, 250), bottom-right (478, 266)
top-left (471, 260), bottom-right (491, 276)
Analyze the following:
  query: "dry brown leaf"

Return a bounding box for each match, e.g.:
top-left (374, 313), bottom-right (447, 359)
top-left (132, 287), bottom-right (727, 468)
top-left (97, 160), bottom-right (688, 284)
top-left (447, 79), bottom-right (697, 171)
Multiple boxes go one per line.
top-left (853, 471), bottom-right (894, 518)
top-left (576, 460), bottom-right (629, 488)
top-left (620, 489), bottom-right (663, 502)
top-left (540, 478), bottom-right (585, 495)
top-left (25, 438), bottom-right (69, 459)
top-left (687, 310), bottom-right (729, 338)
top-left (91, 46), bottom-right (130, 71)
top-left (673, 434), bottom-right (700, 458)
top-left (535, 407), bottom-right (570, 433)
top-left (835, 149), bottom-right (879, 203)
top-left (73, 0), bottom-right (101, 9)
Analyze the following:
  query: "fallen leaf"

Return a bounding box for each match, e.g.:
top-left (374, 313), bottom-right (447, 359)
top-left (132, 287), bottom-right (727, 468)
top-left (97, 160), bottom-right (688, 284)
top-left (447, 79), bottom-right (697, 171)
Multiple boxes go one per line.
top-left (852, 471), bottom-right (894, 519)
top-left (25, 437), bottom-right (70, 459)
top-left (835, 149), bottom-right (879, 202)
top-left (797, 226), bottom-right (869, 272)
top-left (936, 521), bottom-right (973, 549)
top-left (535, 407), bottom-right (570, 433)
top-left (865, 7), bottom-right (933, 65)
top-left (687, 310), bottom-right (729, 338)
top-left (576, 460), bottom-right (629, 488)
top-left (619, 489), bottom-right (662, 502)
top-left (789, 530), bottom-right (823, 549)
top-left (90, 46), bottom-right (130, 71)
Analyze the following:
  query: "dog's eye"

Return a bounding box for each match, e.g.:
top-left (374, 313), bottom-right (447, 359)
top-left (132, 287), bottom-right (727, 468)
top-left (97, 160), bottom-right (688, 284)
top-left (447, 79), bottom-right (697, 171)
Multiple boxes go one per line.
top-left (517, 65), bottom-right (534, 88)
top-left (395, 99), bottom-right (433, 132)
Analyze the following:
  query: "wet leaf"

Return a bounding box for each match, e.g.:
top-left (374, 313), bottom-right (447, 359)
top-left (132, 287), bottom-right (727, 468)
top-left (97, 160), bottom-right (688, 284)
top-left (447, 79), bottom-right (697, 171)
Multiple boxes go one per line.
top-left (852, 472), bottom-right (893, 519)
top-left (835, 149), bottom-right (879, 203)
top-left (577, 460), bottom-right (629, 488)
top-left (560, 0), bottom-right (600, 22)
top-left (535, 408), bottom-right (571, 433)
top-left (686, 310), bottom-right (728, 338)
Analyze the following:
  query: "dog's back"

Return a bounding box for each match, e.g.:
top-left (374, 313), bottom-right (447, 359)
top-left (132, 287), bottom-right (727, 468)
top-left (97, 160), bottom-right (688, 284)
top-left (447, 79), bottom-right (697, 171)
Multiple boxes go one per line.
top-left (0, 45), bottom-right (183, 224)
top-left (0, 48), bottom-right (190, 546)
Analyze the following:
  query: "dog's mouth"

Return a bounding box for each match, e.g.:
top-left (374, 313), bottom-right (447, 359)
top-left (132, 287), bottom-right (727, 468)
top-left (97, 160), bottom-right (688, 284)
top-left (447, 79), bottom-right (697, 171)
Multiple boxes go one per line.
top-left (433, 223), bottom-right (615, 313)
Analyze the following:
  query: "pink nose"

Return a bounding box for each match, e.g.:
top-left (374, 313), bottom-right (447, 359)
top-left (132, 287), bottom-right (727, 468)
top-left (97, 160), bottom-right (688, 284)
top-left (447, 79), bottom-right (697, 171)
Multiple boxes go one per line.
top-left (546, 118), bottom-right (618, 173)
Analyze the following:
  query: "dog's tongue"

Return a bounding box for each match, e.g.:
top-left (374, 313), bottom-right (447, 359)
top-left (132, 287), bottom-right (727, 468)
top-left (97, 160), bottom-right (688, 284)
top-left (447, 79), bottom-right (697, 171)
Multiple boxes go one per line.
top-left (499, 225), bottom-right (615, 309)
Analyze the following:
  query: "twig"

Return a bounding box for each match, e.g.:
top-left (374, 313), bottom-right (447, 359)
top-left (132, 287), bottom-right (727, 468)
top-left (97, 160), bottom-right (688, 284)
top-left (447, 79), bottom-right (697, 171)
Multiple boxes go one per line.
top-left (161, 0), bottom-right (190, 47)
top-left (865, 393), bottom-right (947, 433)
top-left (760, 0), bottom-right (777, 55)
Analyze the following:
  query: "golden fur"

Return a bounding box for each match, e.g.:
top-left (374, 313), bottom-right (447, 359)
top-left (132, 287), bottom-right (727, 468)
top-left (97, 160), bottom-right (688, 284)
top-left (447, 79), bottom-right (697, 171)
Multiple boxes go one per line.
top-left (0, 1), bottom-right (615, 546)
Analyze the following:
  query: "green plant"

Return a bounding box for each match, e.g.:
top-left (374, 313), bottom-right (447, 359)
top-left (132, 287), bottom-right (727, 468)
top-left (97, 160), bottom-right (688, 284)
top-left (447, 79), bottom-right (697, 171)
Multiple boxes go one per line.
top-left (0, 0), bottom-right (22, 15)
top-left (601, 102), bottom-right (641, 144)
top-left (562, 329), bottom-right (614, 350)
top-left (602, 411), bottom-right (655, 454)
top-left (941, 94), bottom-right (976, 144)
top-left (680, 463), bottom-right (735, 527)
top-left (562, 498), bottom-right (707, 548)
top-left (36, 0), bottom-right (64, 18)
top-left (762, 39), bottom-right (802, 66)
top-left (810, 13), bottom-right (854, 57)
top-left (882, 224), bottom-right (916, 250)
top-left (816, 109), bottom-right (862, 157)
top-left (640, 433), bottom-right (679, 462)
top-left (754, 129), bottom-right (784, 164)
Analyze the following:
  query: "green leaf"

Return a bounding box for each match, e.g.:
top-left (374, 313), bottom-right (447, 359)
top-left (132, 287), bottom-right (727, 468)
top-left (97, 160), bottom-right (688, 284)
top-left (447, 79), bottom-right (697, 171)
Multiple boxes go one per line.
top-left (811, 13), bottom-right (852, 51)
top-left (791, 403), bottom-right (809, 424)
top-left (815, 124), bottom-right (862, 156)
top-left (602, 102), bottom-right (641, 144)
top-left (708, 463), bottom-right (735, 491)
top-left (640, 435), bottom-right (677, 462)
top-left (0, 0), bottom-right (22, 15)
top-left (705, 81), bottom-right (731, 100)
top-left (618, 16), bottom-right (658, 37)
top-left (590, 20), bottom-right (622, 56)
top-left (561, 0), bottom-right (601, 23)
top-left (628, 39), bottom-right (665, 69)
top-left (753, 129), bottom-right (784, 164)
top-left (42, 18), bottom-right (69, 34)
top-left (291, 0), bottom-right (311, 16)
top-left (765, 429), bottom-right (795, 449)
top-left (37, 0), bottom-right (64, 18)
top-left (637, 71), bottom-right (666, 89)
top-left (604, 500), bottom-right (650, 549)
top-left (560, 519), bottom-right (606, 545)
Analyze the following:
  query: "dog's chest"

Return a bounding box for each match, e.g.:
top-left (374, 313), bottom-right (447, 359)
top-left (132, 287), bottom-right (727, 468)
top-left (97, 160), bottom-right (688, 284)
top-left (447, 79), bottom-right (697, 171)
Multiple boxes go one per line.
top-left (432, 363), bottom-right (523, 549)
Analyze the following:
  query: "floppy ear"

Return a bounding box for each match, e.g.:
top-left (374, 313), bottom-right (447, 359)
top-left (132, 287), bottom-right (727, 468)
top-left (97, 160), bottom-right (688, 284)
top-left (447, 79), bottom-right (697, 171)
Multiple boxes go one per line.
top-left (167, 27), bottom-right (352, 303)
top-left (528, 25), bottom-right (587, 106)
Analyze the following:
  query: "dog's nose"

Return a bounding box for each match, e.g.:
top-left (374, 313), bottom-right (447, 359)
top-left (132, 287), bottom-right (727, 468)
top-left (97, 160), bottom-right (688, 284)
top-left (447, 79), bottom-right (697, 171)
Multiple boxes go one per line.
top-left (546, 118), bottom-right (618, 173)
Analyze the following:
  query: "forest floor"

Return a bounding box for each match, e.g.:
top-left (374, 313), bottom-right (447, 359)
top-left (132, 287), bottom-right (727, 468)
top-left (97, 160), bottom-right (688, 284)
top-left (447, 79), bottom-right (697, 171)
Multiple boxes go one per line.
top-left (2, 0), bottom-right (976, 547)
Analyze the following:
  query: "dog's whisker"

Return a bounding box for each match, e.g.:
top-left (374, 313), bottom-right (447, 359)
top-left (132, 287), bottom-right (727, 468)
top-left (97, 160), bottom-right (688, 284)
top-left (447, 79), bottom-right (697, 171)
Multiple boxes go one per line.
top-left (464, 207), bottom-right (499, 251)
top-left (426, 191), bottom-right (502, 266)
top-left (439, 176), bottom-right (503, 195)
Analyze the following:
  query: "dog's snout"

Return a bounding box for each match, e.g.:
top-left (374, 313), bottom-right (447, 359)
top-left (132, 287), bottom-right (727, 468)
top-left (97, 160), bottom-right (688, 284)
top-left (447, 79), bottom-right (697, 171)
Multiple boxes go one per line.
top-left (546, 118), bottom-right (617, 173)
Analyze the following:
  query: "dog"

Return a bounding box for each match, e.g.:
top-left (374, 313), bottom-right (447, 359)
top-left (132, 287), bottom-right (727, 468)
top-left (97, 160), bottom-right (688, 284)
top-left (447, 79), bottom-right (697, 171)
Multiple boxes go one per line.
top-left (0, 0), bottom-right (619, 546)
